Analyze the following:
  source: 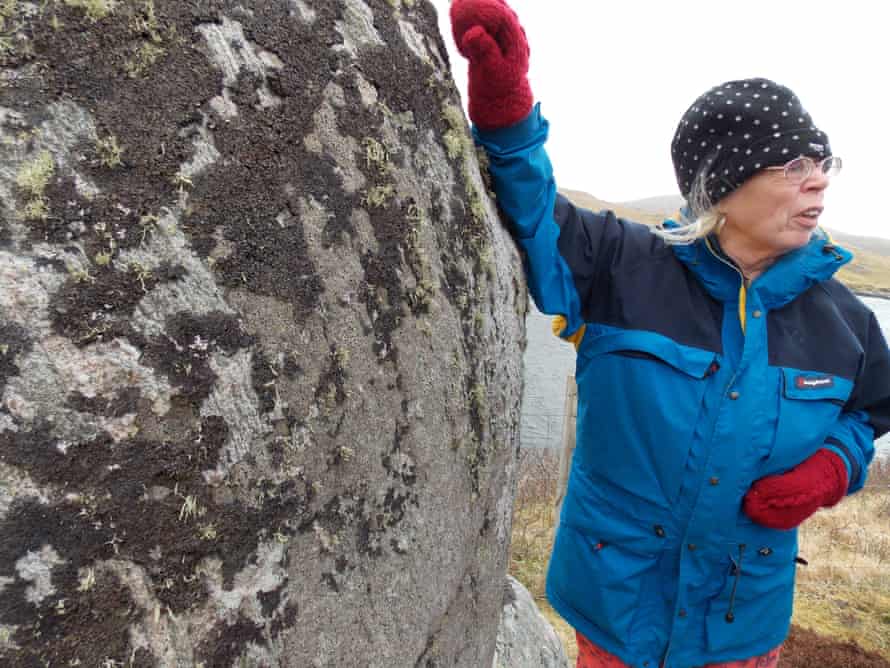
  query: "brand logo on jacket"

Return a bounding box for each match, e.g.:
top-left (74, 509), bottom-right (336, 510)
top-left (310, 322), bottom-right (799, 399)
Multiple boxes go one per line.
top-left (795, 375), bottom-right (834, 389)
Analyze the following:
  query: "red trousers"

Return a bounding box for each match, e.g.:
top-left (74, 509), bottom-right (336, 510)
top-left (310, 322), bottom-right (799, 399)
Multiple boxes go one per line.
top-left (576, 632), bottom-right (782, 668)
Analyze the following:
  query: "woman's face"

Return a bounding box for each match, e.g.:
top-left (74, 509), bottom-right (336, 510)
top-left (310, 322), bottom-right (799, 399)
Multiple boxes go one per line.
top-left (718, 162), bottom-right (831, 257)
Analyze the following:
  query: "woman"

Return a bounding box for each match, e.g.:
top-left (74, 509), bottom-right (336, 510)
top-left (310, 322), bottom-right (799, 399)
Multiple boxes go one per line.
top-left (449, 1), bottom-right (890, 667)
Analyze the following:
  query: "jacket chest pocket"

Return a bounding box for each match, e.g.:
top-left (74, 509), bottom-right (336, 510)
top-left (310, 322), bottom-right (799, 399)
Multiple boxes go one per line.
top-left (764, 368), bottom-right (853, 474)
top-left (575, 331), bottom-right (718, 507)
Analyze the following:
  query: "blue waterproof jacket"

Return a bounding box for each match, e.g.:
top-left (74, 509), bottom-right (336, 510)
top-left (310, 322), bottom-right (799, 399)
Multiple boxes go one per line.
top-left (474, 105), bottom-right (890, 668)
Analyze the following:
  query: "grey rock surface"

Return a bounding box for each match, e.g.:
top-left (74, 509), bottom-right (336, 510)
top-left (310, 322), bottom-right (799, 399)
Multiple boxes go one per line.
top-left (0, 1), bottom-right (525, 666)
top-left (495, 576), bottom-right (570, 668)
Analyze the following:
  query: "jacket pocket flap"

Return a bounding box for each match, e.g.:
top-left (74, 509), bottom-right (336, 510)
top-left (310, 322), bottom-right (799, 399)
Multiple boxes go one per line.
top-left (781, 368), bottom-right (853, 403)
top-left (584, 330), bottom-right (717, 379)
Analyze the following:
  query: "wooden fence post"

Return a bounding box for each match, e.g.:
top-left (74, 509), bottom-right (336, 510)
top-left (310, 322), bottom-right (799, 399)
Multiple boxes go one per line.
top-left (553, 375), bottom-right (578, 524)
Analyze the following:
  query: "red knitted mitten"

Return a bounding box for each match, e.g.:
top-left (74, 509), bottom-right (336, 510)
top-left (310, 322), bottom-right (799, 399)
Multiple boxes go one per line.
top-left (449, 0), bottom-right (533, 130)
top-left (743, 449), bottom-right (848, 530)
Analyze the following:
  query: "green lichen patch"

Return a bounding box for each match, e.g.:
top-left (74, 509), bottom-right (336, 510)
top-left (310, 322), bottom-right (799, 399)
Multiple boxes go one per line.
top-left (62, 0), bottom-right (115, 22)
top-left (0, 0), bottom-right (17, 33)
top-left (384, 0), bottom-right (416, 10)
top-left (129, 0), bottom-right (159, 41)
top-left (363, 136), bottom-right (389, 174)
top-left (95, 133), bottom-right (123, 167)
top-left (0, 0), bottom-right (22, 63)
top-left (124, 39), bottom-right (165, 77)
top-left (441, 103), bottom-right (488, 227)
top-left (15, 150), bottom-right (54, 221)
top-left (363, 183), bottom-right (394, 209)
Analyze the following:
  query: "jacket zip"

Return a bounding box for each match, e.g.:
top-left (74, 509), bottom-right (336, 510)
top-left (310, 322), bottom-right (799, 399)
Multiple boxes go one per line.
top-left (703, 236), bottom-right (749, 334)
top-left (725, 543), bottom-right (746, 623)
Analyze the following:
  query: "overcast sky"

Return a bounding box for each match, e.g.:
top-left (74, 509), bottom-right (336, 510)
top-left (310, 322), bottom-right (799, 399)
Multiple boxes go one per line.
top-left (430, 0), bottom-right (889, 240)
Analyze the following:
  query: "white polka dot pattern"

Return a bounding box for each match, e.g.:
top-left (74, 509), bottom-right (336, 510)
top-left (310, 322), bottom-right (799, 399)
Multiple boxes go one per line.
top-left (671, 78), bottom-right (830, 204)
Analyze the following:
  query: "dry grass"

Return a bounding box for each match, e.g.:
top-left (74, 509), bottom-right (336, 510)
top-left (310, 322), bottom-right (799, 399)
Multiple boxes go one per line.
top-left (508, 449), bottom-right (577, 661)
top-left (509, 449), bottom-right (560, 598)
top-left (508, 450), bottom-right (890, 664)
top-left (794, 459), bottom-right (890, 658)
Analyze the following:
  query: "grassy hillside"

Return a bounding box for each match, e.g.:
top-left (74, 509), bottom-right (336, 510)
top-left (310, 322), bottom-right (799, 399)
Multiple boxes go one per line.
top-left (560, 188), bottom-right (890, 296)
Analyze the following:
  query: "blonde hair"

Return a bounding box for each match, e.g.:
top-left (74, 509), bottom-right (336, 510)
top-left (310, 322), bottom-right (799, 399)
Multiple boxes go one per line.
top-left (652, 169), bottom-right (726, 245)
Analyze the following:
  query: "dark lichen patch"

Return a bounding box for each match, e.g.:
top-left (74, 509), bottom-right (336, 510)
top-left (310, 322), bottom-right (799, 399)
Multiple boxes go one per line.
top-left (361, 3), bottom-right (443, 136)
top-left (282, 352), bottom-right (302, 379)
top-left (360, 243), bottom-right (407, 363)
top-left (349, 439), bottom-right (420, 559)
top-left (0, 419), bottom-right (107, 489)
top-left (479, 511), bottom-right (491, 537)
top-left (251, 348), bottom-right (278, 414)
top-left (0, 216), bottom-right (12, 248)
top-left (257, 579), bottom-right (287, 618)
top-left (0, 420), bottom-right (313, 614)
top-left (269, 601), bottom-right (298, 639)
top-left (199, 414), bottom-right (230, 460)
top-left (131, 648), bottom-right (156, 668)
top-left (320, 571), bottom-right (339, 592)
top-left (138, 311), bottom-right (252, 404)
top-left (0, 322), bottom-right (32, 394)
top-left (176, 4), bottom-right (363, 322)
top-left (196, 614), bottom-right (266, 667)
top-left (0, 554), bottom-right (142, 668)
top-left (48, 261), bottom-right (185, 345)
top-left (66, 386), bottom-right (141, 419)
top-left (32, 173), bottom-right (149, 257)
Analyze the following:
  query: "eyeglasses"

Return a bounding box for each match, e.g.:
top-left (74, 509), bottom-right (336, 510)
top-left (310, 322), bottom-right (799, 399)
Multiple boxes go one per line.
top-left (764, 155), bottom-right (842, 184)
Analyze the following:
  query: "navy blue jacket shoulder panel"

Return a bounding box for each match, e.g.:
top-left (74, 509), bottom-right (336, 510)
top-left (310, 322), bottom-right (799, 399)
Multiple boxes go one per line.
top-left (768, 278), bottom-right (890, 437)
top-left (553, 194), bottom-right (725, 354)
top-left (766, 279), bottom-right (866, 380)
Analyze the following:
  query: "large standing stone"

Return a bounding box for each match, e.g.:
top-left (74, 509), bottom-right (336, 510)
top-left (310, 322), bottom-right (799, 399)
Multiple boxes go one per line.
top-left (0, 1), bottom-right (525, 666)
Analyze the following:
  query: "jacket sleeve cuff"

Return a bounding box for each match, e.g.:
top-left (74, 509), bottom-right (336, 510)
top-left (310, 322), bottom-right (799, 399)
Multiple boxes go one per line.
top-left (824, 409), bottom-right (875, 494)
top-left (472, 103), bottom-right (547, 156)
top-left (823, 438), bottom-right (855, 490)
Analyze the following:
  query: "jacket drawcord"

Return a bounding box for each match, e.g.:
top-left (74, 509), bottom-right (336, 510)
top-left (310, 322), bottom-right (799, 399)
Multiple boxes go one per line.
top-left (725, 544), bottom-right (746, 623)
top-left (822, 243), bottom-right (844, 261)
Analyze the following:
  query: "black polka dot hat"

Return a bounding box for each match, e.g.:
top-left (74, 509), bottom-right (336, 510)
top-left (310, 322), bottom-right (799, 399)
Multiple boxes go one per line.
top-left (671, 78), bottom-right (831, 206)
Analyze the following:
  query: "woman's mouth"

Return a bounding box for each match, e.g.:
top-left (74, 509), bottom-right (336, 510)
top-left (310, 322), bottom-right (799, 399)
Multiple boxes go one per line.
top-left (794, 207), bottom-right (823, 226)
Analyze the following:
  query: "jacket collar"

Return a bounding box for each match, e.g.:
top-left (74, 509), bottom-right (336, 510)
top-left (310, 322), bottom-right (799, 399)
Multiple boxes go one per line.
top-left (671, 228), bottom-right (852, 310)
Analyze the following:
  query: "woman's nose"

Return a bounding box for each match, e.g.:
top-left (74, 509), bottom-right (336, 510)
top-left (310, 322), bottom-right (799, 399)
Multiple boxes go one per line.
top-left (802, 166), bottom-right (830, 191)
